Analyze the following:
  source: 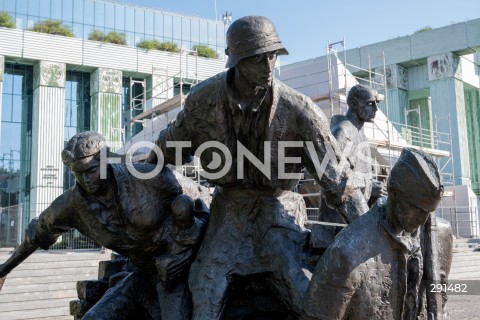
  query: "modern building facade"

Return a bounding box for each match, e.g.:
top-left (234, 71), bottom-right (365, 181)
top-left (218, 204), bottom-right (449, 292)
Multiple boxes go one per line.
top-left (0, 0), bottom-right (227, 244)
top-left (280, 18), bottom-right (480, 237)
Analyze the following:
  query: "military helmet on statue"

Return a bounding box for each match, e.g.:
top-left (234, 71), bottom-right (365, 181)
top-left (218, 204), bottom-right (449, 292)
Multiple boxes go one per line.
top-left (225, 15), bottom-right (288, 68)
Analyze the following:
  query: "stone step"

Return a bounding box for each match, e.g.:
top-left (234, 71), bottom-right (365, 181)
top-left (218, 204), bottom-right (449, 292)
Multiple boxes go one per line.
top-left (448, 272), bottom-right (480, 280)
top-left (0, 251), bottom-right (106, 263)
top-left (0, 306), bottom-right (71, 320)
top-left (0, 251), bottom-right (108, 320)
top-left (1, 280), bottom-right (79, 294)
top-left (0, 288), bottom-right (77, 303)
top-left (11, 259), bottom-right (101, 271)
top-left (4, 271), bottom-right (99, 285)
top-left (0, 297), bottom-right (73, 312)
top-left (7, 265), bottom-right (98, 278)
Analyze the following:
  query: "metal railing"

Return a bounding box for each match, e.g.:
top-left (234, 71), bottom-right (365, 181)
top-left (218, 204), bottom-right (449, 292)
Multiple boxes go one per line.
top-left (436, 205), bottom-right (479, 239)
top-left (0, 204), bottom-right (22, 248)
top-left (25, 207), bottom-right (101, 251)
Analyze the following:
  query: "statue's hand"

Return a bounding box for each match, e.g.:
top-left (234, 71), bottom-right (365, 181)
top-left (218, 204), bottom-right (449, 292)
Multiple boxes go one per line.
top-left (371, 180), bottom-right (387, 199)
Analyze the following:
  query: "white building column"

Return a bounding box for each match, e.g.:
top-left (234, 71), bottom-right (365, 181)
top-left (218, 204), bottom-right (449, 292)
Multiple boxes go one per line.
top-left (428, 52), bottom-right (470, 186)
top-left (146, 69), bottom-right (174, 110)
top-left (30, 61), bottom-right (66, 218)
top-left (90, 68), bottom-right (123, 151)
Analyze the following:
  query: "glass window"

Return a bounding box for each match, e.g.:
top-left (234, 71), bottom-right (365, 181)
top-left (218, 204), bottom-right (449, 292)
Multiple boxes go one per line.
top-left (15, 14), bottom-right (27, 29)
top-left (39, 0), bottom-right (51, 18)
top-left (72, 22), bottom-right (83, 38)
top-left (172, 15), bottom-right (181, 41)
top-left (199, 20), bottom-right (208, 45)
top-left (62, 0), bottom-right (73, 22)
top-left (2, 96), bottom-right (12, 122)
top-left (12, 95), bottom-right (23, 123)
top-left (190, 19), bottom-right (199, 43)
top-left (163, 14), bottom-right (172, 39)
top-left (154, 12), bottom-right (163, 38)
top-left (114, 5), bottom-right (124, 31)
top-left (83, 24), bottom-right (96, 39)
top-left (3, 73), bottom-right (13, 94)
top-left (207, 22), bottom-right (216, 45)
top-left (27, 16), bottom-right (38, 29)
top-left (124, 31), bottom-right (135, 46)
top-left (134, 8), bottom-right (144, 34)
top-left (16, 0), bottom-right (28, 15)
top-left (216, 23), bottom-right (225, 47)
top-left (13, 75), bottom-right (23, 95)
top-left (104, 2), bottom-right (114, 29)
top-left (3, 0), bottom-right (16, 13)
top-left (125, 6), bottom-right (134, 32)
top-left (94, 1), bottom-right (105, 27)
top-left (51, 0), bottom-right (62, 20)
top-left (84, 0), bottom-right (94, 25)
top-left (145, 10), bottom-right (153, 35)
top-left (73, 0), bottom-right (84, 23)
top-left (181, 18), bottom-right (190, 43)
top-left (28, 0), bottom-right (40, 16)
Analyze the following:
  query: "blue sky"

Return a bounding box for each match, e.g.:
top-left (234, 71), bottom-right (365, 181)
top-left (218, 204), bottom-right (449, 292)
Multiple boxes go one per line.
top-left (118, 0), bottom-right (479, 65)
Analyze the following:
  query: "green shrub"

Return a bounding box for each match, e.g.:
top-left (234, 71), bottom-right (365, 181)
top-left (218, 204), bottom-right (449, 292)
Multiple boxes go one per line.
top-left (88, 30), bottom-right (105, 42)
top-left (30, 19), bottom-right (75, 37)
top-left (414, 26), bottom-right (433, 34)
top-left (137, 39), bottom-right (162, 50)
top-left (136, 39), bottom-right (180, 53)
top-left (158, 41), bottom-right (179, 53)
top-left (104, 31), bottom-right (126, 45)
top-left (193, 45), bottom-right (217, 58)
top-left (89, 30), bottom-right (126, 45)
top-left (0, 11), bottom-right (15, 28)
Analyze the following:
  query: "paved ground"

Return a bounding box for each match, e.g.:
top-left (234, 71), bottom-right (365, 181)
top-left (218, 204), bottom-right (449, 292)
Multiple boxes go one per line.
top-left (446, 295), bottom-right (480, 320)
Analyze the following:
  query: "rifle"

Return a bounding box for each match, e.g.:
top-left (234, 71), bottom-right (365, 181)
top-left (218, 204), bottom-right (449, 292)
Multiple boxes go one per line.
top-left (424, 213), bottom-right (442, 320)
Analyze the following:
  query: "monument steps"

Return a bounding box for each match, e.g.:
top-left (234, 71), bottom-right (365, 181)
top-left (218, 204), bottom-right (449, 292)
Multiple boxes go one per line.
top-left (0, 250), bottom-right (106, 320)
top-left (448, 248), bottom-right (480, 280)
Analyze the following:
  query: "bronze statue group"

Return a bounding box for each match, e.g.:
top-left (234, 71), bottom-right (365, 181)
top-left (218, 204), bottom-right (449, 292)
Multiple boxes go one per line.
top-left (0, 16), bottom-right (452, 320)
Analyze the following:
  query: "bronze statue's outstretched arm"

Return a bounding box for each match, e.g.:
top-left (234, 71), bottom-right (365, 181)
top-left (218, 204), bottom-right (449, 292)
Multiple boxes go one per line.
top-left (0, 224), bottom-right (39, 278)
top-left (0, 194), bottom-right (74, 283)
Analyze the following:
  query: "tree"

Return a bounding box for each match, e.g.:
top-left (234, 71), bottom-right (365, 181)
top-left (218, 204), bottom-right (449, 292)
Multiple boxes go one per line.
top-left (136, 39), bottom-right (179, 53)
top-left (30, 20), bottom-right (75, 37)
top-left (193, 45), bottom-right (217, 59)
top-left (0, 11), bottom-right (15, 29)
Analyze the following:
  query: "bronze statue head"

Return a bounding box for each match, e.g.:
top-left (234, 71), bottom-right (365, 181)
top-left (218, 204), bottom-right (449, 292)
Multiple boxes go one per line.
top-left (62, 131), bottom-right (108, 194)
top-left (225, 16), bottom-right (288, 68)
top-left (387, 148), bottom-right (443, 232)
top-left (347, 84), bottom-right (384, 123)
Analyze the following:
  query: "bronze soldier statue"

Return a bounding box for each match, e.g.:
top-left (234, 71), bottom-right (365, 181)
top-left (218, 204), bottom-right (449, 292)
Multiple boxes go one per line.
top-left (0, 131), bottom-right (209, 320)
top-left (147, 15), bottom-right (369, 319)
top-left (319, 84), bottom-right (387, 223)
top-left (302, 148), bottom-right (452, 320)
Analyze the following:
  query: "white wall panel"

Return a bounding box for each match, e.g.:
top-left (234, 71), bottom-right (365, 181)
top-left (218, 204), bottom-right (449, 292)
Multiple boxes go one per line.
top-left (0, 28), bottom-right (23, 57)
top-left (23, 31), bottom-right (83, 65)
top-left (83, 40), bottom-right (138, 71)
